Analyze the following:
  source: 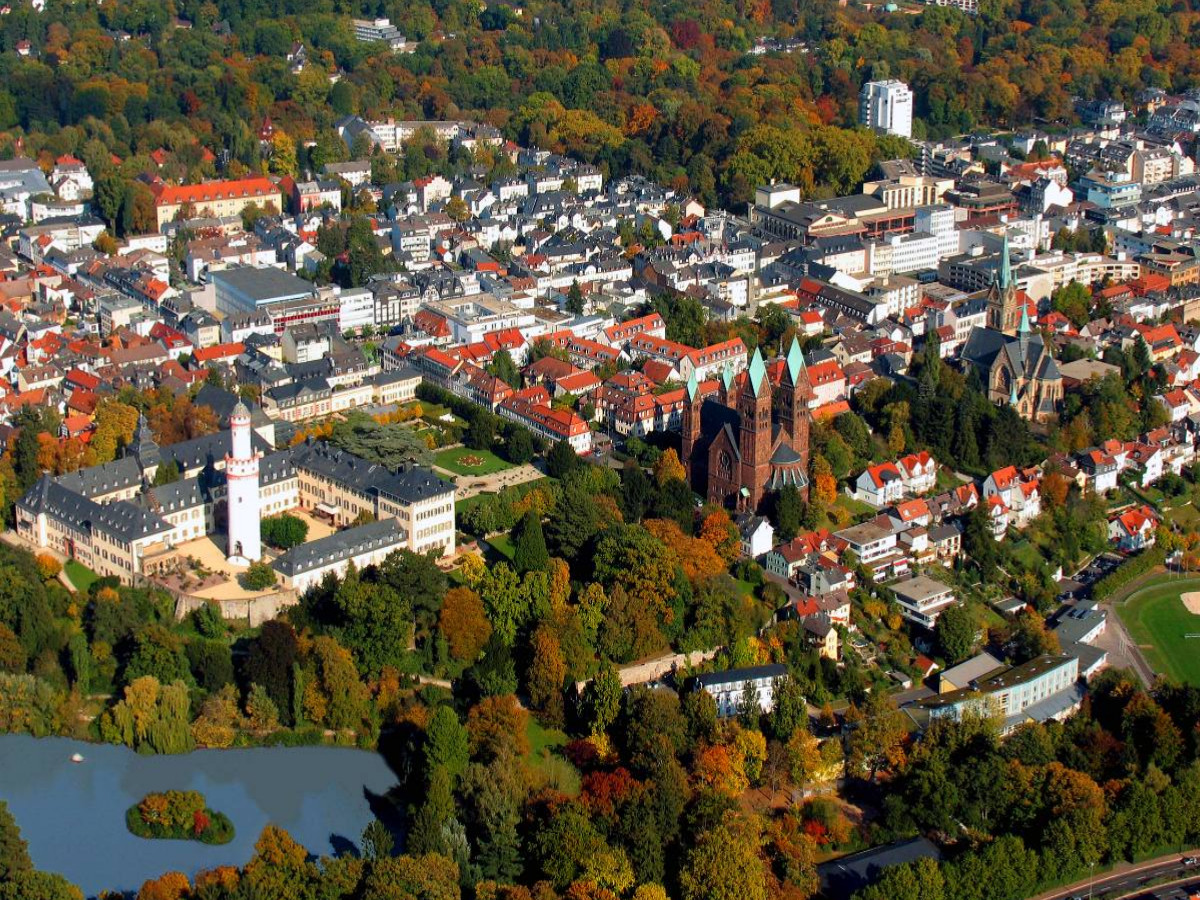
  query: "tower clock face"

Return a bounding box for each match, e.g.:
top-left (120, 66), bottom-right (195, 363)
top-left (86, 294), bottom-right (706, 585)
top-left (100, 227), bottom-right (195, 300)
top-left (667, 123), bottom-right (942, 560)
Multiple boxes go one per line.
top-left (718, 451), bottom-right (732, 479)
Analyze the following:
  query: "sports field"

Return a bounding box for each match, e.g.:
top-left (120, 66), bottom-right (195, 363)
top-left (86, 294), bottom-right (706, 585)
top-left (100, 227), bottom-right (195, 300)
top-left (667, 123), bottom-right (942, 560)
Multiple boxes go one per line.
top-left (1114, 574), bottom-right (1200, 686)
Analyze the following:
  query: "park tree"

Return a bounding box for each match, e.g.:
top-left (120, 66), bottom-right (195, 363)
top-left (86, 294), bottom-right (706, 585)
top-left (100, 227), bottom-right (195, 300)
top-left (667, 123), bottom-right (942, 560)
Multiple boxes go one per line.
top-left (526, 623), bottom-right (567, 724)
top-left (408, 764), bottom-right (456, 856)
top-left (512, 510), bottom-right (549, 575)
top-left (467, 694), bottom-right (530, 762)
top-left (440, 587), bottom-right (492, 665)
top-left (679, 816), bottom-right (768, 900)
top-left (425, 705), bottom-right (470, 781)
top-left (463, 753), bottom-right (526, 883)
top-left (0, 800), bottom-right (31, 882)
top-left (334, 567), bottom-right (413, 675)
top-left (547, 441), bottom-right (580, 479)
top-left (243, 621), bottom-right (299, 725)
top-left (853, 857), bottom-right (944, 900)
top-left (0, 870), bottom-right (83, 900)
top-left (504, 428), bottom-right (534, 464)
top-left (585, 662), bottom-right (623, 735)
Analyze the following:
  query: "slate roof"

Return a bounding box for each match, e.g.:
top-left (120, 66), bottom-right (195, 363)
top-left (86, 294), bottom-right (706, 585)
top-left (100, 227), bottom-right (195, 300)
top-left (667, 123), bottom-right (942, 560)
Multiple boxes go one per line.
top-left (694, 663), bottom-right (788, 688)
top-left (290, 442), bottom-right (452, 504)
top-left (22, 476), bottom-right (171, 543)
top-left (56, 456), bottom-right (143, 498)
top-left (271, 517), bottom-right (406, 577)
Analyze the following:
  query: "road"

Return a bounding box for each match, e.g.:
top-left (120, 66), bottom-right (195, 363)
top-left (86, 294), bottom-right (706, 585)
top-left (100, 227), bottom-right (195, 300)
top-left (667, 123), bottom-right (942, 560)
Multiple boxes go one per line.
top-left (1055, 553), bottom-right (1157, 687)
top-left (1034, 853), bottom-right (1199, 900)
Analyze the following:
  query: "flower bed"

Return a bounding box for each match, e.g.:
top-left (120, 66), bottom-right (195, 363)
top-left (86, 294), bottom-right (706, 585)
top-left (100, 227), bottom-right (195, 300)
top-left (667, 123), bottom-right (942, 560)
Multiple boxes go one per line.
top-left (458, 454), bottom-right (486, 467)
top-left (126, 790), bottom-right (235, 845)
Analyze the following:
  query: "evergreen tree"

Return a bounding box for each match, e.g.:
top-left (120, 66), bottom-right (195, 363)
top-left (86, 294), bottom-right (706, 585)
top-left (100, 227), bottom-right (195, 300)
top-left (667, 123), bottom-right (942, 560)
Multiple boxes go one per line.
top-left (546, 440), bottom-right (579, 479)
top-left (621, 463), bottom-right (652, 522)
top-left (511, 510), bottom-right (549, 575)
top-left (963, 503), bottom-right (998, 579)
top-left (408, 765), bottom-right (455, 856)
top-left (775, 484), bottom-right (804, 541)
top-left (566, 280), bottom-right (585, 315)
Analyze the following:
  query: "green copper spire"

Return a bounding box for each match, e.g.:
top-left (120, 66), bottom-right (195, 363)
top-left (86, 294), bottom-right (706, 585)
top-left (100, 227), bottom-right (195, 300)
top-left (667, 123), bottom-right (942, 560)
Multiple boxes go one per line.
top-left (1018, 299), bottom-right (1031, 335)
top-left (747, 346), bottom-right (768, 397)
top-left (785, 335), bottom-right (806, 385)
top-left (722, 362), bottom-right (734, 392)
top-left (686, 367), bottom-right (699, 401)
top-left (999, 233), bottom-right (1012, 289)
top-left (1009, 381), bottom-right (1019, 406)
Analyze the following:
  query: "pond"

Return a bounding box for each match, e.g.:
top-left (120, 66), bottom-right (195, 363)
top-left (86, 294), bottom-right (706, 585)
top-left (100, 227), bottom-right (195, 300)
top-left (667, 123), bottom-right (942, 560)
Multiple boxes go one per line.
top-left (0, 734), bottom-right (401, 898)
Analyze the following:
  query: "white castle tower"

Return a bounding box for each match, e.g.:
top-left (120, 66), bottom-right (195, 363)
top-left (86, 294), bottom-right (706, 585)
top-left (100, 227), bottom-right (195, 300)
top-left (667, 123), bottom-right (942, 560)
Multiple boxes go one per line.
top-left (225, 401), bottom-right (262, 566)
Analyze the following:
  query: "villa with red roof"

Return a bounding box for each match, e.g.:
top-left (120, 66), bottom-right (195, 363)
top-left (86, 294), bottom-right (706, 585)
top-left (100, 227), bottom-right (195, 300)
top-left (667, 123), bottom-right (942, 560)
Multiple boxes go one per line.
top-left (1108, 505), bottom-right (1158, 552)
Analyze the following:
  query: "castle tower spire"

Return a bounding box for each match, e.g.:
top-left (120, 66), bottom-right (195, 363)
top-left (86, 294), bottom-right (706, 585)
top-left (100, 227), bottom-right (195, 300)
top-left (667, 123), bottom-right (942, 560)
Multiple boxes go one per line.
top-left (225, 400), bottom-right (262, 566)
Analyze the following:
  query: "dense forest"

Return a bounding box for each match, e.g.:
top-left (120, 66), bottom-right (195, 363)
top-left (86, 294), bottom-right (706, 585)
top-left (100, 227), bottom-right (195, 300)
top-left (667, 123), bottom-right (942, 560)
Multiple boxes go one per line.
top-left (1, 0), bottom-right (1199, 215)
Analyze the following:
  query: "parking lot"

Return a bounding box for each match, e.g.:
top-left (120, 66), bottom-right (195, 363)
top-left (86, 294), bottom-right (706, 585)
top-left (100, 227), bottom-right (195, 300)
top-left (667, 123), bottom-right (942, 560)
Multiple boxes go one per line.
top-left (1058, 552), bottom-right (1124, 600)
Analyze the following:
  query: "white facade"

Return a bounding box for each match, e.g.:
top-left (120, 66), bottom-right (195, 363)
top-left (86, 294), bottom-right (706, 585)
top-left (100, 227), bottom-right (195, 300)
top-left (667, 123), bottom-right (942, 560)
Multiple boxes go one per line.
top-left (338, 288), bottom-right (374, 332)
top-left (225, 403), bottom-right (263, 565)
top-left (859, 80), bottom-right (913, 139)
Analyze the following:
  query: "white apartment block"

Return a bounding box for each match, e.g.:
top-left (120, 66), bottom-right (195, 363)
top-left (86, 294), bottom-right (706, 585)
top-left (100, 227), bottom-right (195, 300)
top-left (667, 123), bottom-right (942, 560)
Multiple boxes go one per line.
top-left (859, 80), bottom-right (913, 139)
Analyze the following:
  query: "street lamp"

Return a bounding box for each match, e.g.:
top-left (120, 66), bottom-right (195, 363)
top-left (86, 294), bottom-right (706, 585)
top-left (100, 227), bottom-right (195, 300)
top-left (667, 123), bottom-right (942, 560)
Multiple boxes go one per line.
top-left (1088, 860), bottom-right (1096, 900)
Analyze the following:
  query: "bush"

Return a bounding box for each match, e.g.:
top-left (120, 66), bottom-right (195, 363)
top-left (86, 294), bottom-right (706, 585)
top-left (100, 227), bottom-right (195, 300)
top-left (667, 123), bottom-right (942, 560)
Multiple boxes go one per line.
top-left (126, 791), bottom-right (234, 845)
top-left (240, 562), bottom-right (277, 591)
top-left (260, 514), bottom-right (309, 550)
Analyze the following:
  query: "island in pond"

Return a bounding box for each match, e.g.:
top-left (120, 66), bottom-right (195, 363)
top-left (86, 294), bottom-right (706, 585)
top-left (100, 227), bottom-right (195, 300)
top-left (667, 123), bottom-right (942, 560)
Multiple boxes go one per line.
top-left (125, 790), bottom-right (234, 845)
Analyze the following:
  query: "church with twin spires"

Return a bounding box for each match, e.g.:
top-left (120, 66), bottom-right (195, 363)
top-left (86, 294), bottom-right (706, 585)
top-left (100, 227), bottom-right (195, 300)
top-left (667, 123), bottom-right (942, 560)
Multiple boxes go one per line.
top-left (682, 337), bottom-right (812, 512)
top-left (960, 235), bottom-right (1063, 422)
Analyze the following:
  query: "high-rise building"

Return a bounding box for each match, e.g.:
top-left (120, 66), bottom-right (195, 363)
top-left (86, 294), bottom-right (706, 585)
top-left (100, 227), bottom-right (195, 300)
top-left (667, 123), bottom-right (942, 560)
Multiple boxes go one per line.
top-left (225, 401), bottom-right (263, 565)
top-left (859, 80), bottom-right (914, 139)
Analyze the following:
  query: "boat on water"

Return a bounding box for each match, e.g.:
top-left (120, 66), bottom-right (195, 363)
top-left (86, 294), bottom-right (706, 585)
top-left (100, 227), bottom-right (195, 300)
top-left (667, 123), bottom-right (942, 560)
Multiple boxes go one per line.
top-left (70, 753), bottom-right (84, 763)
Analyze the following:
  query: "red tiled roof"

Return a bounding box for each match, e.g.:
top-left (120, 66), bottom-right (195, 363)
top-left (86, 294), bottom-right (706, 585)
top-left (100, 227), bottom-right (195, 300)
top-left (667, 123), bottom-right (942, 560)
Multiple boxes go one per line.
top-left (151, 176), bottom-right (280, 207)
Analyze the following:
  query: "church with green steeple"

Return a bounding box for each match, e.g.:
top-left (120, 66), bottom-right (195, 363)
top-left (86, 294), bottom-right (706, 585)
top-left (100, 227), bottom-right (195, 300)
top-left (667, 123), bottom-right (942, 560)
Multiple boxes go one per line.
top-left (681, 336), bottom-right (813, 512)
top-left (961, 235), bottom-right (1063, 422)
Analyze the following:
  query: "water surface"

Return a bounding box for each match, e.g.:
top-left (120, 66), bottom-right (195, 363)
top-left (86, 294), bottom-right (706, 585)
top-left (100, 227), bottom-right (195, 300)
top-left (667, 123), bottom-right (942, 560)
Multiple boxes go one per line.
top-left (0, 734), bottom-right (399, 897)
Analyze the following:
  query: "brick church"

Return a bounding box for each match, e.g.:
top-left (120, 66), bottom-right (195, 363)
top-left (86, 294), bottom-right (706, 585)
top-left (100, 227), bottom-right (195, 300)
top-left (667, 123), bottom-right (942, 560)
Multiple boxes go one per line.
top-left (682, 337), bottom-right (812, 512)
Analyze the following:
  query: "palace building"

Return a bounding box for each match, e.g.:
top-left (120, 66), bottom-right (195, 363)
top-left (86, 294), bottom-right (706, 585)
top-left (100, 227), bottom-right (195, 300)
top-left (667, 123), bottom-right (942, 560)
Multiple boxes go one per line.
top-left (682, 338), bottom-right (813, 512)
top-left (16, 406), bottom-right (455, 587)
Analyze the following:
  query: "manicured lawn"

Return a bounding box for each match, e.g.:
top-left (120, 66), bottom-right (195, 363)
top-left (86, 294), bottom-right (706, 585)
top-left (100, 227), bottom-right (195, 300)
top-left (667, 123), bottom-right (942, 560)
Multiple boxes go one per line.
top-left (434, 446), bottom-right (514, 476)
top-left (64, 559), bottom-right (98, 593)
top-left (1115, 573), bottom-right (1200, 686)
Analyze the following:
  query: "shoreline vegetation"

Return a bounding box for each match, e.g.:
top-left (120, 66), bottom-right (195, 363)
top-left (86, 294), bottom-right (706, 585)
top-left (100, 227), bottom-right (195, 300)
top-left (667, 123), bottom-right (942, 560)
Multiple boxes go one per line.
top-left (125, 791), bottom-right (234, 845)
